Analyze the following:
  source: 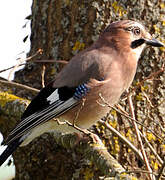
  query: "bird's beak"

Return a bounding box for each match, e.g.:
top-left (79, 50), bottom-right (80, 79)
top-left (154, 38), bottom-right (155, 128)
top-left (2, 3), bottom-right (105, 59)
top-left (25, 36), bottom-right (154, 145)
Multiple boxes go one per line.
top-left (144, 38), bottom-right (164, 47)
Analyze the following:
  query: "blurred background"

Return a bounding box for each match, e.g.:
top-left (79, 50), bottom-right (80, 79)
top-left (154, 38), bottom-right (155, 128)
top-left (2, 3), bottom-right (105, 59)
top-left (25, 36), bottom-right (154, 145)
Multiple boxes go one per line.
top-left (0, 1), bottom-right (32, 179)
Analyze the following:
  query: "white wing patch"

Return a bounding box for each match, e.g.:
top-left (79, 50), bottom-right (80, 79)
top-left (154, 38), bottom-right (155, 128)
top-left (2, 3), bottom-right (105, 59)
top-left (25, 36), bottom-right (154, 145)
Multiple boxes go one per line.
top-left (5, 84), bottom-right (90, 145)
top-left (47, 89), bottom-right (59, 104)
top-left (6, 97), bottom-right (79, 145)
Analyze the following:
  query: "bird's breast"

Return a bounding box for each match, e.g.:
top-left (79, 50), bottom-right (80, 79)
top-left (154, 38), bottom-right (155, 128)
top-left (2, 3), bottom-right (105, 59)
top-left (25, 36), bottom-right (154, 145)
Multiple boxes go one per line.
top-left (60, 80), bottom-right (124, 129)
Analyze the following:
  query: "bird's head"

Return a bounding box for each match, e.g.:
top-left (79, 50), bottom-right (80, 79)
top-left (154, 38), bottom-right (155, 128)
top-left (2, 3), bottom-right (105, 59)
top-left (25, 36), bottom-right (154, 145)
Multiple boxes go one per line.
top-left (100, 20), bottom-right (164, 59)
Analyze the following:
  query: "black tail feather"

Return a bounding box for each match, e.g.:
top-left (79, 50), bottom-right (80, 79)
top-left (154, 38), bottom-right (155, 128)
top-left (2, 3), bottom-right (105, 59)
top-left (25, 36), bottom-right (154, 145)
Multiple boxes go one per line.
top-left (0, 138), bottom-right (22, 166)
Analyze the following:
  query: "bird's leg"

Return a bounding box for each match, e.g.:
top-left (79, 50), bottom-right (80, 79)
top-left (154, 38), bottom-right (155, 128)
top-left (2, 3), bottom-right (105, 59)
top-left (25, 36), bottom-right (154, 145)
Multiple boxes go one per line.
top-left (66, 121), bottom-right (102, 145)
top-left (74, 131), bottom-right (103, 145)
top-left (65, 120), bottom-right (89, 134)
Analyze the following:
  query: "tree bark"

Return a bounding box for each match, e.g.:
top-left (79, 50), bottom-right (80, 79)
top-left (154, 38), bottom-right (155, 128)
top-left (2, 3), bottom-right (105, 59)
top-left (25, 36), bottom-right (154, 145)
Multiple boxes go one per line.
top-left (0, 0), bottom-right (165, 179)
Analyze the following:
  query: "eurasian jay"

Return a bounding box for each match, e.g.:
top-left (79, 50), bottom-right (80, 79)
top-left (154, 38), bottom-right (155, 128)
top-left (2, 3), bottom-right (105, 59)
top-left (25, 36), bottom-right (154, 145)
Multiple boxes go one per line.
top-left (0, 20), bottom-right (163, 166)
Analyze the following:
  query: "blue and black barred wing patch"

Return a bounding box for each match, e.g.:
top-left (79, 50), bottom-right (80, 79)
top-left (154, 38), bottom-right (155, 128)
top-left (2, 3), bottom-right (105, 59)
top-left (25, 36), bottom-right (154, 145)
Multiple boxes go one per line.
top-left (5, 84), bottom-right (90, 145)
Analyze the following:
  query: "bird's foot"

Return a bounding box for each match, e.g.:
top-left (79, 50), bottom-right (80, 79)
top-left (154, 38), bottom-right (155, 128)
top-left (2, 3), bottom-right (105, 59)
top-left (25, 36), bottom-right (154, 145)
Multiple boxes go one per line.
top-left (65, 121), bottom-right (102, 145)
top-left (74, 131), bottom-right (103, 146)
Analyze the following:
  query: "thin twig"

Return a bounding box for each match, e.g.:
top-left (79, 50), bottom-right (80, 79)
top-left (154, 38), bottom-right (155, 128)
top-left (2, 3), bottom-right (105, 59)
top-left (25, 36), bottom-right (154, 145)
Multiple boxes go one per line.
top-left (127, 94), bottom-right (155, 180)
top-left (148, 117), bottom-right (165, 134)
top-left (115, 105), bottom-right (162, 141)
top-left (120, 64), bottom-right (165, 102)
top-left (0, 79), bottom-right (39, 94)
top-left (130, 64), bottom-right (165, 95)
top-left (157, 159), bottom-right (165, 180)
top-left (121, 169), bottom-right (161, 176)
top-left (65, 120), bottom-right (92, 135)
top-left (8, 58), bottom-right (25, 81)
top-left (0, 59), bottom-right (68, 74)
top-left (98, 93), bottom-right (162, 141)
top-left (142, 91), bottom-right (154, 107)
top-left (141, 132), bottom-right (163, 165)
top-left (0, 63), bottom-right (26, 74)
top-left (41, 65), bottom-right (46, 88)
top-left (99, 119), bottom-right (144, 162)
top-left (115, 104), bottom-right (129, 116)
top-left (34, 60), bottom-right (68, 64)
top-left (20, 49), bottom-right (43, 62)
top-left (73, 98), bottom-right (86, 125)
top-left (7, 49), bottom-right (43, 81)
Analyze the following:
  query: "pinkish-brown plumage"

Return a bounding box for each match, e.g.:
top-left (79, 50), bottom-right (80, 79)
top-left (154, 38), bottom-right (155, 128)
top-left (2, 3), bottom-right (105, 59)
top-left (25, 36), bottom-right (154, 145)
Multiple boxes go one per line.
top-left (53, 20), bottom-right (145, 128)
top-left (0, 20), bottom-right (164, 166)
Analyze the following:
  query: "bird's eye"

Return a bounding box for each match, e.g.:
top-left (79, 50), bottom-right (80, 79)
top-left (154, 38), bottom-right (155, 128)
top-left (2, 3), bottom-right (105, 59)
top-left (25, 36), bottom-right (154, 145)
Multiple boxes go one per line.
top-left (133, 27), bottom-right (141, 36)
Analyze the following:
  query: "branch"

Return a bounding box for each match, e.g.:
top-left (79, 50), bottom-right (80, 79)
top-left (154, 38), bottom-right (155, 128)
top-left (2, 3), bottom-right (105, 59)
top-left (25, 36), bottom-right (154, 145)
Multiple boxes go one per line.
top-left (0, 91), bottom-right (30, 137)
top-left (98, 93), bottom-right (162, 141)
top-left (99, 120), bottom-right (144, 162)
top-left (128, 64), bottom-right (165, 96)
top-left (157, 159), bottom-right (165, 180)
top-left (34, 59), bottom-right (68, 64)
top-left (0, 90), bottom-right (134, 179)
top-left (8, 49), bottom-right (43, 81)
top-left (0, 59), bottom-right (68, 75)
top-left (0, 79), bottom-right (39, 94)
top-left (54, 132), bottom-right (133, 179)
top-left (141, 133), bottom-right (163, 165)
top-left (0, 63), bottom-right (26, 74)
top-left (127, 94), bottom-right (155, 180)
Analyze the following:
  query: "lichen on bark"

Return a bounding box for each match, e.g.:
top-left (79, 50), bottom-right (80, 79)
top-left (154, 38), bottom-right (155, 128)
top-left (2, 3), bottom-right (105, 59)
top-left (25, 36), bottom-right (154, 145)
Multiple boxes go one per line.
top-left (1, 0), bottom-right (165, 179)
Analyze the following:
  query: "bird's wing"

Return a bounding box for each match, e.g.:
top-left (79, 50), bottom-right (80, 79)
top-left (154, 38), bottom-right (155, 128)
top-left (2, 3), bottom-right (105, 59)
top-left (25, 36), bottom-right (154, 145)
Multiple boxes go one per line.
top-left (5, 49), bottom-right (106, 145)
top-left (4, 84), bottom-right (90, 145)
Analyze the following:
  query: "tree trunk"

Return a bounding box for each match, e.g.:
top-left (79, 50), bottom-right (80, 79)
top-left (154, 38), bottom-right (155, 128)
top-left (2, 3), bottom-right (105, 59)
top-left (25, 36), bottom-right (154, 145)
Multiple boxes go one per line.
top-left (0, 0), bottom-right (165, 179)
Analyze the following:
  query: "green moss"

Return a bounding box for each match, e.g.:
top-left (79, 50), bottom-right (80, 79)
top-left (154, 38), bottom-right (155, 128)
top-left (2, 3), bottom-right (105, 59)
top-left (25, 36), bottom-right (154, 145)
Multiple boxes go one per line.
top-left (0, 92), bottom-right (25, 106)
top-left (0, 92), bottom-right (25, 108)
top-left (0, 91), bottom-right (30, 118)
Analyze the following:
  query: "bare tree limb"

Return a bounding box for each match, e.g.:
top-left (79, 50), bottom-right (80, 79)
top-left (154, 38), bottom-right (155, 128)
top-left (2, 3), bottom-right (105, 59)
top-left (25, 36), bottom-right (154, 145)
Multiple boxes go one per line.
top-left (141, 133), bottom-right (163, 165)
top-left (157, 159), bottom-right (165, 180)
top-left (98, 93), bottom-right (162, 141)
top-left (41, 65), bottom-right (46, 88)
top-left (0, 63), bottom-right (26, 74)
top-left (54, 132), bottom-right (133, 179)
top-left (0, 89), bottom-right (134, 179)
top-left (127, 94), bottom-right (155, 180)
top-left (128, 64), bottom-right (165, 96)
top-left (0, 79), bottom-right (39, 94)
top-left (99, 119), bottom-right (144, 162)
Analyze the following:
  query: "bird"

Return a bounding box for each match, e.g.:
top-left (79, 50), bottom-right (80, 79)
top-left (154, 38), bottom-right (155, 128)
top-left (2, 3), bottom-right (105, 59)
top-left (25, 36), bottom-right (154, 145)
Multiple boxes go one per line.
top-left (0, 20), bottom-right (164, 166)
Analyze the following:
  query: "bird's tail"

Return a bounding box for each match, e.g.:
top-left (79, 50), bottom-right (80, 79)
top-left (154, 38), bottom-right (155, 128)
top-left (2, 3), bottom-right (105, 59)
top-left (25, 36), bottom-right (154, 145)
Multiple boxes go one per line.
top-left (0, 138), bottom-right (22, 166)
